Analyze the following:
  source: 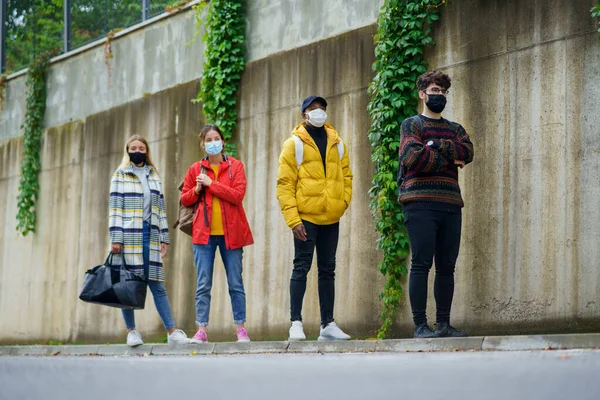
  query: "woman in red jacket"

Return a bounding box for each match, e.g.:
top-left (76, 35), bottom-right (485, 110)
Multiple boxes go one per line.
top-left (181, 124), bottom-right (254, 343)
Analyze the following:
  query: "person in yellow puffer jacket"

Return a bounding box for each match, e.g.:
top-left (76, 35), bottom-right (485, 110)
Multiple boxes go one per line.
top-left (276, 95), bottom-right (353, 342)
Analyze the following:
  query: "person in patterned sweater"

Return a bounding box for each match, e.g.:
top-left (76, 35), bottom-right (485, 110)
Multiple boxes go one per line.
top-left (398, 71), bottom-right (474, 338)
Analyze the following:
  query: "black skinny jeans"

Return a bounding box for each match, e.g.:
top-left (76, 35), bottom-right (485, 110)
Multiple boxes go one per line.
top-left (290, 220), bottom-right (339, 326)
top-left (404, 208), bottom-right (462, 326)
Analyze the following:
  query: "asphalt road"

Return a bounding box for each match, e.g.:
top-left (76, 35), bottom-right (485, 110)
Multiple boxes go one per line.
top-left (1, 350), bottom-right (599, 400)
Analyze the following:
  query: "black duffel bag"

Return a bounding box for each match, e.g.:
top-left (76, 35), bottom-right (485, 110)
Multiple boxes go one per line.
top-left (79, 252), bottom-right (147, 309)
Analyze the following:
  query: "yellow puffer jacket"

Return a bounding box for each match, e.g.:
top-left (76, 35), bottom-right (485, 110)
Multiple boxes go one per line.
top-left (277, 122), bottom-right (353, 229)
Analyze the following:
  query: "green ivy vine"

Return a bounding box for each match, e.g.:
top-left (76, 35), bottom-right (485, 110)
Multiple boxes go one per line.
top-left (368, 0), bottom-right (445, 339)
top-left (0, 73), bottom-right (8, 113)
top-left (592, 3), bottom-right (600, 35)
top-left (192, 0), bottom-right (246, 156)
top-left (16, 50), bottom-right (55, 236)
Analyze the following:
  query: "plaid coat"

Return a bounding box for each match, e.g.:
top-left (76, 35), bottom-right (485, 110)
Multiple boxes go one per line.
top-left (109, 164), bottom-right (170, 282)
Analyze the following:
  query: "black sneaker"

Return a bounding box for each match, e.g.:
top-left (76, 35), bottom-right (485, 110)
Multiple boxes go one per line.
top-left (414, 323), bottom-right (437, 338)
top-left (435, 322), bottom-right (468, 337)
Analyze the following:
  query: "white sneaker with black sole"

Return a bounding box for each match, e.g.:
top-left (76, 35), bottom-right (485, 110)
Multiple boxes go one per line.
top-left (318, 322), bottom-right (351, 341)
top-left (288, 321), bottom-right (306, 341)
top-left (168, 329), bottom-right (190, 345)
top-left (126, 330), bottom-right (144, 347)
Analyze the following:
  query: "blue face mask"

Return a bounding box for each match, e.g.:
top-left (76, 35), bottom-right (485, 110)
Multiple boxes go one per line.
top-left (205, 140), bottom-right (223, 155)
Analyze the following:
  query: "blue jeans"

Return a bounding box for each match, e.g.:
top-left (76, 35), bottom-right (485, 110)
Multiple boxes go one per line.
top-left (122, 221), bottom-right (175, 331)
top-left (193, 236), bottom-right (246, 326)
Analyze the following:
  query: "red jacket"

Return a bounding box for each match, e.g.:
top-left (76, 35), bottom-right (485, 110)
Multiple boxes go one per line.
top-left (181, 156), bottom-right (254, 249)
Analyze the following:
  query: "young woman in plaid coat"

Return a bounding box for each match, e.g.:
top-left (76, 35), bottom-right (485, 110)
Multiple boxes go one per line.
top-left (109, 135), bottom-right (189, 346)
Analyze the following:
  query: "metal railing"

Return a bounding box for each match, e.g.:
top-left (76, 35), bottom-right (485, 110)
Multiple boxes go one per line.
top-left (1, 0), bottom-right (173, 74)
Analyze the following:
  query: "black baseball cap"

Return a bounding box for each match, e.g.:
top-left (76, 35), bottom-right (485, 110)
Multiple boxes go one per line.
top-left (301, 96), bottom-right (327, 113)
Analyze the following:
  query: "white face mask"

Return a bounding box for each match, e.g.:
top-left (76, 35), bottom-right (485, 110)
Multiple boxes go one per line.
top-left (306, 109), bottom-right (327, 128)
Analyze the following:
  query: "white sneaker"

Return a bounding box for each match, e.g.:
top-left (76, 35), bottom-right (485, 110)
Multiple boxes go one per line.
top-left (318, 322), bottom-right (351, 341)
top-left (288, 321), bottom-right (306, 341)
top-left (167, 329), bottom-right (190, 345)
top-left (126, 330), bottom-right (144, 347)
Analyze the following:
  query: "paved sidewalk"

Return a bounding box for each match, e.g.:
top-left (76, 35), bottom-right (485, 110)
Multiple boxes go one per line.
top-left (1, 333), bottom-right (599, 356)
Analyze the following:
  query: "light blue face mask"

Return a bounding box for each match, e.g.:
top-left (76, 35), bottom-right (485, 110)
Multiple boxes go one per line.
top-left (205, 140), bottom-right (223, 155)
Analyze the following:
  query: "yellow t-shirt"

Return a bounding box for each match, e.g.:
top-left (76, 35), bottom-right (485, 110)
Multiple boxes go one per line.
top-left (210, 166), bottom-right (224, 235)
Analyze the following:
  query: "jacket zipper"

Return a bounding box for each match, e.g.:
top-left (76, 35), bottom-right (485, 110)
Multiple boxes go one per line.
top-left (218, 162), bottom-right (230, 250)
top-left (201, 164), bottom-right (209, 227)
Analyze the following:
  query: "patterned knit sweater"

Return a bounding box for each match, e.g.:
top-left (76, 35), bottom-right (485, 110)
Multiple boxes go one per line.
top-left (398, 114), bottom-right (474, 208)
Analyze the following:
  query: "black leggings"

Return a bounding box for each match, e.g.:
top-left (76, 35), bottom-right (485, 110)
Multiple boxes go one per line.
top-left (404, 208), bottom-right (462, 326)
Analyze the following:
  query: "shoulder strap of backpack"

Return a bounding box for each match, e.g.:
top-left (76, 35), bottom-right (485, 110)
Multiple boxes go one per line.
top-left (294, 135), bottom-right (345, 169)
top-left (337, 140), bottom-right (344, 160)
top-left (292, 135), bottom-right (303, 170)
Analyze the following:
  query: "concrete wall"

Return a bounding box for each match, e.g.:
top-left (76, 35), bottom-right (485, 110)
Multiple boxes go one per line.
top-left (427, 0), bottom-right (600, 333)
top-left (0, 24), bottom-right (382, 344)
top-left (0, 5), bottom-right (206, 143)
top-left (246, 0), bottom-right (384, 61)
top-left (1, 0), bottom-right (600, 344)
top-left (0, 0), bottom-right (384, 142)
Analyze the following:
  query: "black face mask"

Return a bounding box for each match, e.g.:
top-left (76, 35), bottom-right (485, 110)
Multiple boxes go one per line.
top-left (129, 152), bottom-right (147, 165)
top-left (426, 94), bottom-right (447, 113)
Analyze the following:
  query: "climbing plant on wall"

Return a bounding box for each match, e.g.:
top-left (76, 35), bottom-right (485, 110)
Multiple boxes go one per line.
top-left (192, 0), bottom-right (246, 156)
top-left (0, 73), bottom-right (8, 113)
top-left (368, 0), bottom-right (445, 339)
top-left (592, 3), bottom-right (600, 35)
top-left (16, 50), bottom-right (54, 236)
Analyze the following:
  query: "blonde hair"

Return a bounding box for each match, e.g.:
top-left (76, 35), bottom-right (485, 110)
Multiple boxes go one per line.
top-left (118, 135), bottom-right (157, 170)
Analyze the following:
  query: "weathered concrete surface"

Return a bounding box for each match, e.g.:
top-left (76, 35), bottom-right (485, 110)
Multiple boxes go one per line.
top-left (97, 344), bottom-right (153, 356)
top-left (60, 345), bottom-right (101, 356)
top-left (2, 333), bottom-right (600, 357)
top-left (1, 0), bottom-right (600, 344)
top-left (212, 341), bottom-right (289, 354)
top-left (0, 6), bottom-right (206, 142)
top-left (152, 343), bottom-right (215, 355)
top-left (0, 0), bottom-right (384, 142)
top-left (0, 26), bottom-right (382, 344)
top-left (237, 26), bottom-right (382, 342)
top-left (287, 340), bottom-right (378, 354)
top-left (10, 346), bottom-right (60, 356)
top-left (482, 333), bottom-right (600, 351)
top-left (420, 0), bottom-right (600, 335)
top-left (246, 0), bottom-right (384, 61)
top-left (376, 337), bottom-right (484, 353)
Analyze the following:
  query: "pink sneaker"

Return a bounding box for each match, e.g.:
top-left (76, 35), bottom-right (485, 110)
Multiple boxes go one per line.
top-left (190, 329), bottom-right (208, 344)
top-left (236, 328), bottom-right (250, 343)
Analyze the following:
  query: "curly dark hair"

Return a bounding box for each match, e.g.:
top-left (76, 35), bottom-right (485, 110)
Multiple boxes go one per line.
top-left (417, 70), bottom-right (451, 91)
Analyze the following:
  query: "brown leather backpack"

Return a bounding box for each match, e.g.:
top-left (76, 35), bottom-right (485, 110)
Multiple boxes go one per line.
top-left (173, 166), bottom-right (207, 236)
